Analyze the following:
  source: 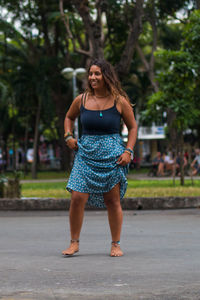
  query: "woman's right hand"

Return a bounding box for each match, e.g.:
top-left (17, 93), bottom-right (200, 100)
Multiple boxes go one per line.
top-left (66, 138), bottom-right (78, 151)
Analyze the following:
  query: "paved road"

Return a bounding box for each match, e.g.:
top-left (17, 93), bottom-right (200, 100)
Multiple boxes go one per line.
top-left (0, 209), bottom-right (200, 300)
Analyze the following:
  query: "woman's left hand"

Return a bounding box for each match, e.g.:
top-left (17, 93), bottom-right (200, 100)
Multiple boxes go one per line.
top-left (117, 152), bottom-right (131, 166)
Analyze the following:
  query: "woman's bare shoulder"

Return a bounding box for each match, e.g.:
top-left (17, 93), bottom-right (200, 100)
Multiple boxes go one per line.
top-left (116, 95), bottom-right (132, 113)
top-left (72, 93), bottom-right (84, 108)
top-left (66, 93), bottom-right (84, 119)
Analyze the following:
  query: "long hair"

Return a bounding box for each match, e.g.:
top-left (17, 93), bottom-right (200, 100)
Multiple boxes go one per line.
top-left (86, 59), bottom-right (131, 105)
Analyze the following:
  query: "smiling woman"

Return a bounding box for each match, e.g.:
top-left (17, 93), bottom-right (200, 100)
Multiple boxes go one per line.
top-left (62, 58), bottom-right (137, 257)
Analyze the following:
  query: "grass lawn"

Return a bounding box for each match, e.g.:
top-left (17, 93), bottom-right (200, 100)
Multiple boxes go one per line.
top-left (5, 168), bottom-right (148, 180)
top-left (5, 170), bottom-right (68, 180)
top-left (126, 179), bottom-right (200, 197)
top-left (21, 179), bottom-right (200, 198)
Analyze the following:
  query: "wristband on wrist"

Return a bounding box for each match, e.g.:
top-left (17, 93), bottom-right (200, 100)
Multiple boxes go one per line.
top-left (125, 147), bottom-right (133, 154)
top-left (124, 147), bottom-right (134, 160)
top-left (124, 150), bottom-right (132, 156)
top-left (64, 135), bottom-right (73, 143)
top-left (64, 131), bottom-right (73, 138)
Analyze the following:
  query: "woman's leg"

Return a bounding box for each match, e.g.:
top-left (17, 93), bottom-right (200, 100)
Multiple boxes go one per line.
top-left (104, 183), bottom-right (123, 257)
top-left (157, 162), bottom-right (164, 176)
top-left (62, 191), bottom-right (89, 255)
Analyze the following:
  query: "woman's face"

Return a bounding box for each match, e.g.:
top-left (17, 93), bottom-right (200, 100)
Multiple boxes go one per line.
top-left (88, 65), bottom-right (105, 90)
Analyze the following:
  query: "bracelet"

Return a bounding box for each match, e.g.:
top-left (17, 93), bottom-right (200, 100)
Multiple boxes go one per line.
top-left (64, 135), bottom-right (73, 143)
top-left (125, 147), bottom-right (133, 154)
top-left (124, 150), bottom-right (132, 156)
top-left (64, 131), bottom-right (73, 138)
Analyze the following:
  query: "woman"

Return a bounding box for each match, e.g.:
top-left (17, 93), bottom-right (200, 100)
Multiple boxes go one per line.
top-left (62, 59), bottom-right (137, 257)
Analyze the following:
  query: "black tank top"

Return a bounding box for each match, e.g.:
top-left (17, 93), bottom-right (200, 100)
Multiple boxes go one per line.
top-left (80, 94), bottom-right (121, 135)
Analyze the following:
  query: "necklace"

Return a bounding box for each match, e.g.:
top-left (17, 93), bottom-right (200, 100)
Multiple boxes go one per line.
top-left (94, 93), bottom-right (110, 98)
top-left (93, 96), bottom-right (108, 118)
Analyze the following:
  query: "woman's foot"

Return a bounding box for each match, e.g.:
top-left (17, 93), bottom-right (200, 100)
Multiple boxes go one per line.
top-left (110, 241), bottom-right (123, 257)
top-left (62, 239), bottom-right (79, 256)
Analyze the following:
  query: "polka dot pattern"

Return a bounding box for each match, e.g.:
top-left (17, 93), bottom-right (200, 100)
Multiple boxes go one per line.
top-left (66, 134), bottom-right (129, 208)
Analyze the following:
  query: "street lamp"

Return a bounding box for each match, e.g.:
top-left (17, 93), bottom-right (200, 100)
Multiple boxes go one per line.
top-left (61, 67), bottom-right (86, 138)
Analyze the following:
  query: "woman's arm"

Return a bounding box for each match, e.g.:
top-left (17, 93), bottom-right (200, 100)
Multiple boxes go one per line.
top-left (64, 94), bottom-right (82, 150)
top-left (191, 158), bottom-right (197, 167)
top-left (117, 97), bottom-right (138, 166)
top-left (121, 98), bottom-right (138, 149)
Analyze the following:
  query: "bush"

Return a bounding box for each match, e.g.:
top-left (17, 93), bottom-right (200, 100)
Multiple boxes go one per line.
top-left (0, 172), bottom-right (21, 198)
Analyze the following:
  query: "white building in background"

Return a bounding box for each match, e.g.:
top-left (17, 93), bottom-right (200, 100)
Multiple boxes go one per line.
top-left (122, 123), bottom-right (166, 163)
top-left (138, 125), bottom-right (165, 140)
top-left (137, 125), bottom-right (166, 162)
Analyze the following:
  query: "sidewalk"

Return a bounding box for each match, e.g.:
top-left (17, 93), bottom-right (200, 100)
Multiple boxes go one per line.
top-left (1, 196), bottom-right (200, 211)
top-left (0, 210), bottom-right (200, 299)
top-left (1, 175), bottom-right (200, 211)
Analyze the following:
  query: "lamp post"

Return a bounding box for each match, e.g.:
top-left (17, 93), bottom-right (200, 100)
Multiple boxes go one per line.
top-left (61, 67), bottom-right (86, 138)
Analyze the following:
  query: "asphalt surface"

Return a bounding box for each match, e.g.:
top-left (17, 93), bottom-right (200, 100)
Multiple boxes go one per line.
top-left (0, 209), bottom-right (200, 300)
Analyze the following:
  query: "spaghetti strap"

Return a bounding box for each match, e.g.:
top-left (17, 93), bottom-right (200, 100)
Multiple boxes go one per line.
top-left (84, 92), bottom-right (87, 107)
top-left (81, 93), bottom-right (84, 106)
top-left (81, 92), bottom-right (87, 107)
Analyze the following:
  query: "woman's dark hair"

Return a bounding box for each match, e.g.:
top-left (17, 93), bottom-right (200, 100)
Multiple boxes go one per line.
top-left (86, 59), bottom-right (131, 105)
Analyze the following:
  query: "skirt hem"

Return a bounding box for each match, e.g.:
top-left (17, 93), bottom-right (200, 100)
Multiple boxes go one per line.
top-left (66, 177), bottom-right (127, 208)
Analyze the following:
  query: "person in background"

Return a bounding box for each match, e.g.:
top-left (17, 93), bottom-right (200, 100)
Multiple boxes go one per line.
top-left (191, 148), bottom-right (200, 176)
top-left (164, 151), bottom-right (175, 176)
top-left (175, 152), bottom-right (188, 176)
top-left (26, 148), bottom-right (34, 164)
top-left (152, 151), bottom-right (164, 176)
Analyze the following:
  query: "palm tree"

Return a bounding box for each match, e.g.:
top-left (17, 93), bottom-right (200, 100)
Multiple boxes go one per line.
top-left (0, 20), bottom-right (54, 178)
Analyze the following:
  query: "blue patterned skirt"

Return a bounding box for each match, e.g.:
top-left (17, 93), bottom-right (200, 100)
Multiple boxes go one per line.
top-left (66, 134), bottom-right (128, 208)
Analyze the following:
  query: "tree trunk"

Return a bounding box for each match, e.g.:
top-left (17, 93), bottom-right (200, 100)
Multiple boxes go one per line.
top-left (73, 0), bottom-right (104, 59)
top-left (60, 0), bottom-right (104, 59)
top-left (57, 109), bottom-right (72, 171)
top-left (196, 0), bottom-right (200, 9)
top-left (188, 145), bottom-right (194, 186)
top-left (166, 109), bottom-right (177, 185)
top-left (52, 90), bottom-right (72, 171)
top-left (12, 127), bottom-right (16, 171)
top-left (31, 96), bottom-right (42, 179)
top-left (135, 0), bottom-right (159, 93)
top-left (136, 44), bottom-right (159, 92)
top-left (167, 109), bottom-right (177, 150)
top-left (115, 0), bottom-right (144, 79)
top-left (179, 132), bottom-right (184, 186)
top-left (3, 138), bottom-right (7, 173)
top-left (23, 118), bottom-right (29, 176)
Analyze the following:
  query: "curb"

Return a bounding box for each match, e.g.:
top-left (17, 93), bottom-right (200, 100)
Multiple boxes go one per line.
top-left (0, 197), bottom-right (200, 210)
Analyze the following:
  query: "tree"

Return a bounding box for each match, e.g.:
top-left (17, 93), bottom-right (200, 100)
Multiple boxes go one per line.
top-left (0, 20), bottom-right (55, 177)
top-left (1, 0), bottom-right (198, 175)
top-left (135, 0), bottom-right (195, 94)
top-left (143, 10), bottom-right (200, 185)
top-left (1, 0), bottom-right (145, 173)
top-left (182, 10), bottom-right (200, 142)
top-left (60, 0), bottom-right (144, 78)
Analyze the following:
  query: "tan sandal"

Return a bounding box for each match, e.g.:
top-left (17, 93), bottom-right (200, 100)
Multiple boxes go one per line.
top-left (110, 241), bottom-right (123, 257)
top-left (62, 239), bottom-right (79, 256)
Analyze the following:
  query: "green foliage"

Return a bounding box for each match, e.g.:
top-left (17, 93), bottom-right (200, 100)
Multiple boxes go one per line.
top-left (140, 90), bottom-right (164, 124)
top-left (156, 0), bottom-right (191, 18)
top-left (159, 23), bottom-right (184, 50)
top-left (104, 1), bottom-right (130, 63)
top-left (1, 0), bottom-right (199, 148)
top-left (145, 40), bottom-right (199, 130)
top-left (182, 10), bottom-right (200, 69)
top-left (0, 17), bottom-right (59, 142)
